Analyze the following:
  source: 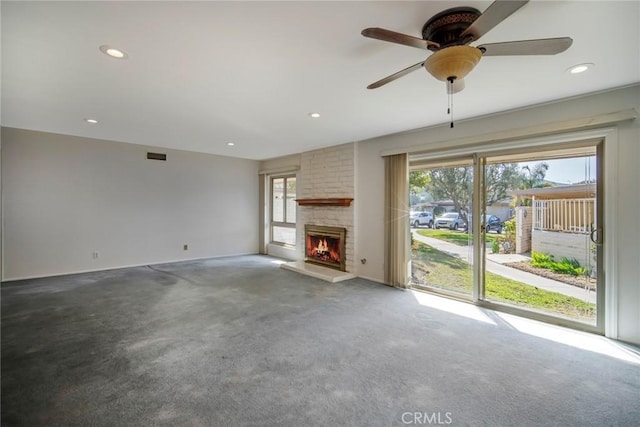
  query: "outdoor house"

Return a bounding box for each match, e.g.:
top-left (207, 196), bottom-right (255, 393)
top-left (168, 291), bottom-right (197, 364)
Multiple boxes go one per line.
top-left (513, 183), bottom-right (596, 270)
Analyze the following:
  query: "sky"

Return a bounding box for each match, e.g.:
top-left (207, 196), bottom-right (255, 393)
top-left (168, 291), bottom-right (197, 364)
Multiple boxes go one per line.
top-left (518, 156), bottom-right (596, 185)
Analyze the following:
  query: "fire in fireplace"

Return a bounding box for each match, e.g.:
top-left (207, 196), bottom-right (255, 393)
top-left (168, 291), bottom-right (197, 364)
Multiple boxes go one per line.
top-left (305, 225), bottom-right (346, 271)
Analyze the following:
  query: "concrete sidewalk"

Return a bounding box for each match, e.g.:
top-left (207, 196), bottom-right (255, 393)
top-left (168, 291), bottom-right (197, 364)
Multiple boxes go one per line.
top-left (412, 231), bottom-right (596, 304)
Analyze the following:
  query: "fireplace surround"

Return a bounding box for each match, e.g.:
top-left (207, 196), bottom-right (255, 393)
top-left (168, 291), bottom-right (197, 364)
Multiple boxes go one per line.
top-left (305, 224), bottom-right (347, 271)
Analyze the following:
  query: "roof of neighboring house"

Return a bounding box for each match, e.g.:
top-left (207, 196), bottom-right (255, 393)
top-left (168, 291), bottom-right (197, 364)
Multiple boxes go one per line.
top-left (415, 200), bottom-right (455, 208)
top-left (489, 197), bottom-right (512, 206)
top-left (513, 183), bottom-right (596, 199)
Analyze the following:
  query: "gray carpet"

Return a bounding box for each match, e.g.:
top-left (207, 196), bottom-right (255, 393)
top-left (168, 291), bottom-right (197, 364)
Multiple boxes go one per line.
top-left (2, 255), bottom-right (639, 426)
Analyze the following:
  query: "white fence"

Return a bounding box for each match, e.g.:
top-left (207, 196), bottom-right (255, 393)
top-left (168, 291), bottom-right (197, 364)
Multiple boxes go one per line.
top-left (532, 198), bottom-right (595, 234)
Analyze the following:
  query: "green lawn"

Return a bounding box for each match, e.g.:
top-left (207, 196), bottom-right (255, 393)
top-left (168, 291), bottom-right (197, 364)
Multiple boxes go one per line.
top-left (416, 228), bottom-right (500, 246)
top-left (411, 241), bottom-right (595, 321)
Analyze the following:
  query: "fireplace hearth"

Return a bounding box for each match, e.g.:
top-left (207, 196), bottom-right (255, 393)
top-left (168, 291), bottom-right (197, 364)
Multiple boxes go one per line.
top-left (305, 225), bottom-right (346, 271)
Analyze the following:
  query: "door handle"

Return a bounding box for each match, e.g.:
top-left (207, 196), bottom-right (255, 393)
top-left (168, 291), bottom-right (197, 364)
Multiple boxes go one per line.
top-left (590, 225), bottom-right (602, 245)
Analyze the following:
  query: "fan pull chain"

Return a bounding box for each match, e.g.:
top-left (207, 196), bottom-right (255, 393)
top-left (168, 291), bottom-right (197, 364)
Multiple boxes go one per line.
top-left (447, 77), bottom-right (455, 128)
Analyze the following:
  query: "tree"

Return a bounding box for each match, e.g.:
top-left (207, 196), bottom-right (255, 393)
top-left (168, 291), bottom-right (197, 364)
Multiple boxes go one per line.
top-left (427, 167), bottom-right (473, 226)
top-left (426, 163), bottom-right (522, 228)
top-left (485, 164), bottom-right (522, 206)
top-left (409, 170), bottom-right (430, 196)
top-left (520, 162), bottom-right (549, 189)
top-left (517, 162), bottom-right (549, 206)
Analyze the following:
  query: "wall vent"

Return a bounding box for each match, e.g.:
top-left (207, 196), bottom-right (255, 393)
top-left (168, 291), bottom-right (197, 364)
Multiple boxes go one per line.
top-left (147, 152), bottom-right (167, 161)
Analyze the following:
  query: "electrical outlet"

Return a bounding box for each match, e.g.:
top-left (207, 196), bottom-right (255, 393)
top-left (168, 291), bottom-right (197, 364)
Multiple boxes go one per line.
top-left (183, 244), bottom-right (188, 251)
top-left (92, 251), bottom-right (100, 259)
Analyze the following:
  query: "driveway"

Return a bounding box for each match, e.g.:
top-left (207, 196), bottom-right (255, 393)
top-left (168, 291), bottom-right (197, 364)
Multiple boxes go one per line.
top-left (412, 230), bottom-right (596, 304)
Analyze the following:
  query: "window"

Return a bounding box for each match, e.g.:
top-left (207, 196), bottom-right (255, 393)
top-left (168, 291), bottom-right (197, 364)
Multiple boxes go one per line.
top-left (409, 140), bottom-right (604, 333)
top-left (271, 175), bottom-right (296, 246)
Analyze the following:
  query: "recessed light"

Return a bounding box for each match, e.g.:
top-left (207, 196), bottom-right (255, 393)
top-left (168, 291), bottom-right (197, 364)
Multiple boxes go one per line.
top-left (567, 63), bottom-right (593, 74)
top-left (226, 142), bottom-right (235, 146)
top-left (99, 45), bottom-right (128, 59)
top-left (84, 118), bottom-right (98, 124)
top-left (308, 112), bottom-right (320, 118)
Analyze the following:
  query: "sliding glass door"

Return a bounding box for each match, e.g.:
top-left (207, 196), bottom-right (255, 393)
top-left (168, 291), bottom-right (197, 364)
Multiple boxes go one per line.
top-left (410, 157), bottom-right (475, 299)
top-left (481, 145), bottom-right (601, 328)
top-left (409, 141), bottom-right (604, 332)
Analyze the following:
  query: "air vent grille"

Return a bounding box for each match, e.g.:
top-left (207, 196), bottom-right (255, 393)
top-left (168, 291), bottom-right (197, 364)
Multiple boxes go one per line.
top-left (147, 152), bottom-right (167, 161)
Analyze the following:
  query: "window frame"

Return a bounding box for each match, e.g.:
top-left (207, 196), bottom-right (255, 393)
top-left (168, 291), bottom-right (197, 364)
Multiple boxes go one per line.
top-left (270, 174), bottom-right (297, 246)
top-left (408, 127), bottom-right (618, 336)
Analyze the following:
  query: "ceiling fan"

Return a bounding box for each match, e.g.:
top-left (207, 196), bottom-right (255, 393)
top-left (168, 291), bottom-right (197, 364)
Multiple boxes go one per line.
top-left (362, 0), bottom-right (573, 94)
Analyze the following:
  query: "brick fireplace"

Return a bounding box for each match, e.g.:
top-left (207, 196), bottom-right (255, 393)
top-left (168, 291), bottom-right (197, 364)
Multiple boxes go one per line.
top-left (297, 144), bottom-right (355, 273)
top-left (277, 143), bottom-right (355, 282)
top-left (305, 224), bottom-right (346, 271)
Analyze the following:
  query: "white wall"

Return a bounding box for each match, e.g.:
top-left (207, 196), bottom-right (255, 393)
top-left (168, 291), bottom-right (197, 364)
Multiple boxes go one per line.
top-left (532, 230), bottom-right (592, 269)
top-left (2, 128), bottom-right (259, 280)
top-left (613, 99), bottom-right (640, 345)
top-left (354, 85), bottom-right (640, 344)
top-left (353, 138), bottom-right (385, 282)
top-left (486, 205), bottom-right (511, 222)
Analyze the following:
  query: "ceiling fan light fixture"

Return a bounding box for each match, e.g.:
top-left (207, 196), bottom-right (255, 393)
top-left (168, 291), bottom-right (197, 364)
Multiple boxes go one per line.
top-left (447, 78), bottom-right (465, 94)
top-left (425, 45), bottom-right (482, 81)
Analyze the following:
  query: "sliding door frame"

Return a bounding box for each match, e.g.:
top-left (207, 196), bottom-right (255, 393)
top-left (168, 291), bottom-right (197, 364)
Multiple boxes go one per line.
top-left (409, 127), bottom-right (618, 337)
top-left (476, 141), bottom-right (602, 334)
top-left (409, 155), bottom-right (476, 300)
top-left (473, 154), bottom-right (485, 303)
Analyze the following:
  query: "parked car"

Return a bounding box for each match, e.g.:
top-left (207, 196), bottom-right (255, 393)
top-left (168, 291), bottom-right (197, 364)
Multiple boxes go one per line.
top-left (435, 212), bottom-right (462, 230)
top-left (410, 211), bottom-right (434, 228)
top-left (465, 214), bottom-right (503, 233)
top-left (484, 215), bottom-right (503, 234)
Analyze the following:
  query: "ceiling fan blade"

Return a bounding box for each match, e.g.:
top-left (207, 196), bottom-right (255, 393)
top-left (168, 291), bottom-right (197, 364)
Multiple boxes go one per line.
top-left (362, 27), bottom-right (439, 50)
top-left (447, 78), bottom-right (465, 94)
top-left (479, 37), bottom-right (573, 56)
top-left (460, 0), bottom-right (529, 42)
top-left (367, 61), bottom-right (425, 89)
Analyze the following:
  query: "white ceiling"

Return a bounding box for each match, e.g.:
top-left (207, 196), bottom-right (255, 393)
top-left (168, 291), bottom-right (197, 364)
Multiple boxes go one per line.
top-left (2, 1), bottom-right (639, 160)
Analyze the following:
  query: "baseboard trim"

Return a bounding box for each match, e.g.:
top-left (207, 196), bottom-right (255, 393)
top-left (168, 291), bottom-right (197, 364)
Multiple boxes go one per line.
top-left (1, 252), bottom-right (259, 282)
top-left (354, 274), bottom-right (386, 285)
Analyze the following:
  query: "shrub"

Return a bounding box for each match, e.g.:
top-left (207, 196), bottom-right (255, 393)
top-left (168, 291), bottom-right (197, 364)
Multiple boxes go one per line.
top-left (531, 252), bottom-right (586, 276)
top-left (501, 220), bottom-right (516, 254)
top-left (531, 252), bottom-right (554, 268)
top-left (560, 257), bottom-right (581, 269)
top-left (491, 239), bottom-right (500, 254)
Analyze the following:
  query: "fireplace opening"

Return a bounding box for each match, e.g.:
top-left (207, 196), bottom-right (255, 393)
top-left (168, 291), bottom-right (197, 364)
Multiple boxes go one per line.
top-left (305, 225), bottom-right (346, 271)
